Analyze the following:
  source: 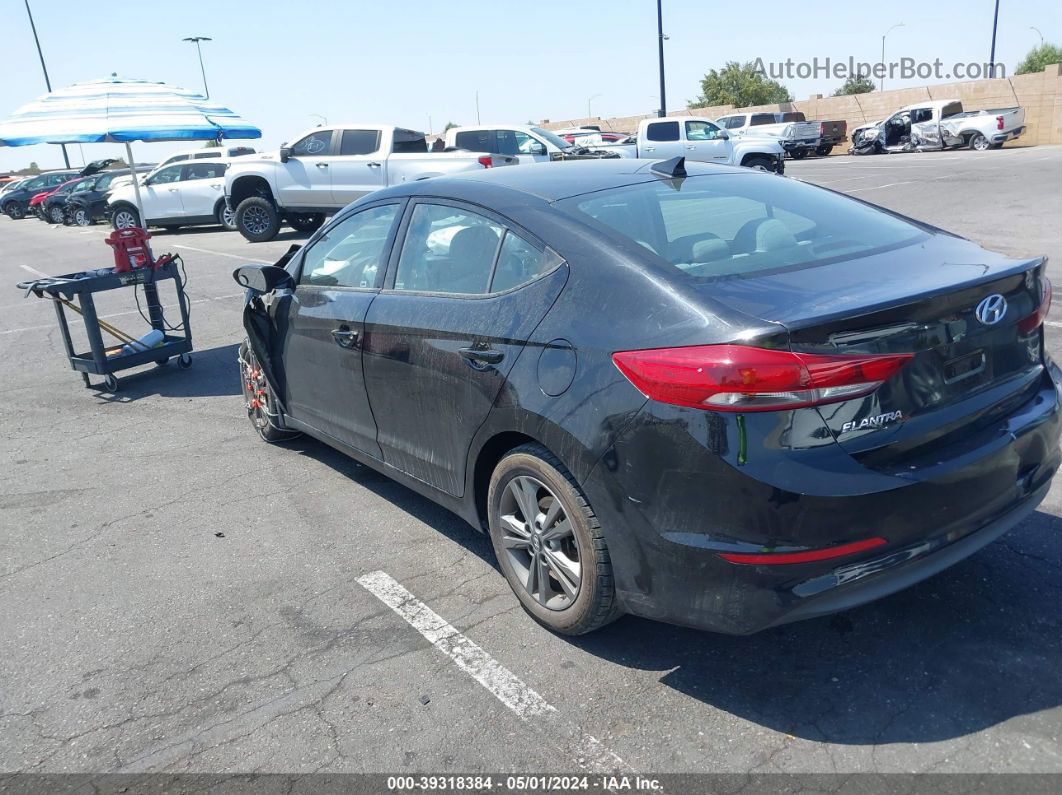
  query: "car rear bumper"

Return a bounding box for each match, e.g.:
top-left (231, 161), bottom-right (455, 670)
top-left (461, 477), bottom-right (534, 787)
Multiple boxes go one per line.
top-left (584, 368), bottom-right (1061, 634)
top-left (993, 126), bottom-right (1025, 144)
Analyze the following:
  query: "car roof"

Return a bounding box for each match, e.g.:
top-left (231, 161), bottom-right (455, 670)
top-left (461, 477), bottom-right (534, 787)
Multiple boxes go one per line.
top-left (420, 158), bottom-right (755, 203)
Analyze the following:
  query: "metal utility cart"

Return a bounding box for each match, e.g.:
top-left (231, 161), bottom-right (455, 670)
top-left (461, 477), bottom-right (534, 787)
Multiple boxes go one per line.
top-left (18, 258), bottom-right (192, 392)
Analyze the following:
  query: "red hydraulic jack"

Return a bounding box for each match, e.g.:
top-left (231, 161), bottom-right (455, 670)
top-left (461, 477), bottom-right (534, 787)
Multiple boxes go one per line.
top-left (104, 227), bottom-right (175, 272)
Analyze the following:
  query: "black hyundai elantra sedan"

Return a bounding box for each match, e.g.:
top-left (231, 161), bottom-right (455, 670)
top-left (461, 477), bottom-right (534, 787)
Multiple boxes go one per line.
top-left (234, 158), bottom-right (1060, 635)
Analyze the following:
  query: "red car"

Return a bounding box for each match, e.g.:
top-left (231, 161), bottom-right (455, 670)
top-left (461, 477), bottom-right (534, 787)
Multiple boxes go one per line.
top-left (29, 176), bottom-right (83, 221)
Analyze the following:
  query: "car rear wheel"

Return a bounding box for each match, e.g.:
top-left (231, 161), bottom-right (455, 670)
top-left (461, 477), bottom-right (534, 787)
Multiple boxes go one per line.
top-left (111, 206), bottom-right (140, 230)
top-left (236, 197), bottom-right (280, 242)
top-left (815, 143), bottom-right (833, 156)
top-left (288, 212), bottom-right (325, 233)
top-left (3, 202), bottom-right (24, 220)
top-left (218, 203), bottom-right (237, 231)
top-left (239, 341), bottom-right (300, 443)
top-left (487, 444), bottom-right (621, 635)
top-left (969, 133), bottom-right (990, 151)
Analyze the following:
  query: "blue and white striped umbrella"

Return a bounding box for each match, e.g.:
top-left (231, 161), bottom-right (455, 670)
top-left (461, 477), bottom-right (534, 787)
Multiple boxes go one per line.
top-left (0, 74), bottom-right (261, 146)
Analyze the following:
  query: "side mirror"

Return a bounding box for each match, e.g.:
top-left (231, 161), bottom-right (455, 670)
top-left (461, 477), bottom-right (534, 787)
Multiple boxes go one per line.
top-left (718, 131), bottom-right (729, 140)
top-left (529, 141), bottom-right (548, 156)
top-left (233, 264), bottom-right (294, 294)
top-left (279, 146), bottom-right (292, 163)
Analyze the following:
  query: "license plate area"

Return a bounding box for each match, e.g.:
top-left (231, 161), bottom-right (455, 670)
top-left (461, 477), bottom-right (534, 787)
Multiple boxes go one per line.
top-left (943, 349), bottom-right (986, 384)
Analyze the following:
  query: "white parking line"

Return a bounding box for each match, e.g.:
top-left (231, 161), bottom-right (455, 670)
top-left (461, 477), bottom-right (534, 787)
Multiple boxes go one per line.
top-left (172, 243), bottom-right (266, 261)
top-left (1044, 321), bottom-right (1062, 329)
top-left (357, 570), bottom-right (630, 775)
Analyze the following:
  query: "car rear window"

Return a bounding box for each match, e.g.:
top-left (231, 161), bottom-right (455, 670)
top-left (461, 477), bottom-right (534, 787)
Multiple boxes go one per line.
top-left (556, 174), bottom-right (926, 280)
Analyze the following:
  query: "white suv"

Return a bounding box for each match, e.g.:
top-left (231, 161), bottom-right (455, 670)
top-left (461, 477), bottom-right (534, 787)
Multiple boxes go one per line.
top-left (156, 145), bottom-right (256, 169)
top-left (108, 160), bottom-right (236, 231)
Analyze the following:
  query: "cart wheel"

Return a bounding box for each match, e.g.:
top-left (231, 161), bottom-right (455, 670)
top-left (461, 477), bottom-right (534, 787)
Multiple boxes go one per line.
top-left (178, 353), bottom-right (193, 369)
top-left (155, 357), bottom-right (170, 366)
top-left (104, 374), bottom-right (119, 392)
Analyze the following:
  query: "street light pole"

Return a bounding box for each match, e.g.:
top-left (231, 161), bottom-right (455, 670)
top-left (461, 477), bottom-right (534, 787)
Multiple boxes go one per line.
top-left (587, 94), bottom-right (601, 120)
top-left (1030, 26), bottom-right (1044, 47)
top-left (23, 0), bottom-right (70, 169)
top-left (988, 0), bottom-right (1000, 78)
top-left (880, 22), bottom-right (904, 91)
top-left (656, 0), bottom-right (667, 117)
top-left (182, 36), bottom-right (212, 99)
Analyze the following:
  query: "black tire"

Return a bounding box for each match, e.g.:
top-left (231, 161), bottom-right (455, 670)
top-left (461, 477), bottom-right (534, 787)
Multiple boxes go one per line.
top-left (3, 201), bottom-right (25, 220)
top-left (969, 133), bottom-right (990, 151)
top-left (239, 341), bottom-right (300, 443)
top-left (235, 197), bottom-right (280, 242)
top-left (789, 147), bottom-right (807, 160)
top-left (160, 225), bottom-right (182, 232)
top-left (71, 206), bottom-right (92, 227)
top-left (103, 374), bottom-right (119, 392)
top-left (487, 443), bottom-right (621, 635)
top-left (177, 352), bottom-right (192, 369)
top-left (815, 143), bottom-right (833, 157)
top-left (47, 204), bottom-right (65, 224)
top-left (288, 212), bottom-right (325, 234)
top-left (111, 205), bottom-right (141, 230)
top-left (217, 202), bottom-right (237, 231)
top-left (743, 155), bottom-right (776, 172)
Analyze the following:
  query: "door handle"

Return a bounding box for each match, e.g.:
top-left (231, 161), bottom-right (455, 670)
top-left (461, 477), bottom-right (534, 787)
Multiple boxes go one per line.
top-left (168, 188), bottom-right (179, 192)
top-left (367, 162), bottom-right (382, 168)
top-left (644, 147), bottom-right (655, 152)
top-left (316, 162), bottom-right (329, 168)
top-left (459, 346), bottom-right (504, 365)
top-left (686, 145), bottom-right (696, 149)
top-left (331, 326), bottom-right (359, 349)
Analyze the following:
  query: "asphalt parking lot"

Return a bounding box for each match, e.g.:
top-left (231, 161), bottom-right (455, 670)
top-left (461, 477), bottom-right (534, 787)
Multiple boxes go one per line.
top-left (2, 146), bottom-right (1061, 781)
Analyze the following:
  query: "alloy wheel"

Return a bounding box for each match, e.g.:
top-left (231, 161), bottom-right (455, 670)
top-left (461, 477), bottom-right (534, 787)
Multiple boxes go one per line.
top-left (74, 208), bottom-right (90, 226)
top-left (222, 207), bottom-right (236, 229)
top-left (114, 209), bottom-right (137, 229)
top-left (242, 206), bottom-right (271, 236)
top-left (497, 475), bottom-right (582, 610)
top-left (50, 206), bottom-right (64, 223)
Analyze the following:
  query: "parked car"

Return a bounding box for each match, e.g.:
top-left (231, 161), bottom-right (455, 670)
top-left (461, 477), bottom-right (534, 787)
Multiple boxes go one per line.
top-left (715, 111), bottom-right (848, 157)
top-left (2, 170), bottom-right (79, 219)
top-left (224, 125), bottom-right (518, 242)
top-left (232, 158), bottom-right (1058, 635)
top-left (553, 128), bottom-right (632, 146)
top-left (446, 124), bottom-right (622, 164)
top-left (39, 175), bottom-right (95, 223)
top-left (595, 116), bottom-right (786, 172)
top-left (155, 144), bottom-right (257, 170)
top-left (1, 177), bottom-right (27, 194)
top-left (64, 167), bottom-right (153, 226)
top-left (851, 100), bottom-right (1025, 154)
top-left (107, 159), bottom-right (237, 231)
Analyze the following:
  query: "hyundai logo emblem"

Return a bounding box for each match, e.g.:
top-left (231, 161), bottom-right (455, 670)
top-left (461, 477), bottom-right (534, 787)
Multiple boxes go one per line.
top-left (975, 294), bottom-right (1008, 325)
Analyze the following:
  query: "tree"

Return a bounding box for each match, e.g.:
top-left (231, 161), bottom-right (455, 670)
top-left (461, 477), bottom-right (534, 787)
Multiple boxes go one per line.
top-left (1015, 43), bottom-right (1062, 75)
top-left (832, 74), bottom-right (876, 96)
top-left (203, 139), bottom-right (221, 148)
top-left (689, 61), bottom-right (792, 109)
top-left (443, 121), bottom-right (460, 131)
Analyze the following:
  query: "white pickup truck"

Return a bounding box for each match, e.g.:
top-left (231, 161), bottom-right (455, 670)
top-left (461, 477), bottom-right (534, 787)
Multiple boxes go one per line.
top-left (850, 100), bottom-right (1026, 154)
top-left (595, 116), bottom-right (786, 172)
top-left (715, 111), bottom-right (848, 158)
top-left (444, 124), bottom-right (621, 164)
top-left (225, 125), bottom-right (516, 241)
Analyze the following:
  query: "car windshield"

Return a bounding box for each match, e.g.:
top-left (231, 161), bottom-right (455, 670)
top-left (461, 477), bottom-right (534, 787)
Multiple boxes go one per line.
top-left (555, 174), bottom-right (927, 280)
top-left (530, 127), bottom-right (572, 151)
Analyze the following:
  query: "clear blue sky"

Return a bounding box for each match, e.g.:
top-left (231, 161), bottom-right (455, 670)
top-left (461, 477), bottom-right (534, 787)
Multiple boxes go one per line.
top-left (1, 0), bottom-right (1058, 172)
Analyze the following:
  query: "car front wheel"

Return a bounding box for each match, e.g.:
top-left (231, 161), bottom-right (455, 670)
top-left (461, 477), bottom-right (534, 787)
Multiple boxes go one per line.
top-left (111, 206), bottom-right (141, 230)
top-left (487, 443), bottom-right (621, 635)
top-left (235, 197), bottom-right (280, 242)
top-left (48, 204), bottom-right (65, 224)
top-left (72, 207), bottom-right (92, 227)
top-left (239, 341), bottom-right (300, 443)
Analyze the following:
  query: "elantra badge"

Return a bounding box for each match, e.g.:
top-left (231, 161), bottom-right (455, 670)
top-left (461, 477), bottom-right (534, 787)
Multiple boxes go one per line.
top-left (841, 410), bottom-right (904, 433)
top-left (975, 294), bottom-right (1007, 325)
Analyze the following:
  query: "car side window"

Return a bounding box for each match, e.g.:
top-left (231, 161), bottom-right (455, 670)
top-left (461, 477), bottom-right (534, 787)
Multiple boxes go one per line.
top-left (193, 151), bottom-right (221, 159)
top-left (686, 121), bottom-right (724, 141)
top-left (394, 204), bottom-right (503, 295)
top-left (490, 231), bottom-right (559, 293)
top-left (646, 121), bottom-right (680, 142)
top-left (495, 130), bottom-right (537, 156)
top-left (454, 130), bottom-right (494, 153)
top-left (291, 130), bottom-right (333, 157)
top-left (340, 129), bottom-right (381, 156)
top-left (181, 162), bottom-right (227, 181)
top-left (300, 204), bottom-right (399, 289)
top-left (148, 166), bottom-right (182, 185)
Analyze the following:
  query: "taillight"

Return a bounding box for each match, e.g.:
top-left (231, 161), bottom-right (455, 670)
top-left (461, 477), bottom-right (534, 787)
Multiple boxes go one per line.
top-left (1018, 278), bottom-right (1052, 335)
top-left (996, 115), bottom-right (1005, 131)
top-left (611, 344), bottom-right (913, 412)
top-left (477, 155), bottom-right (493, 169)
